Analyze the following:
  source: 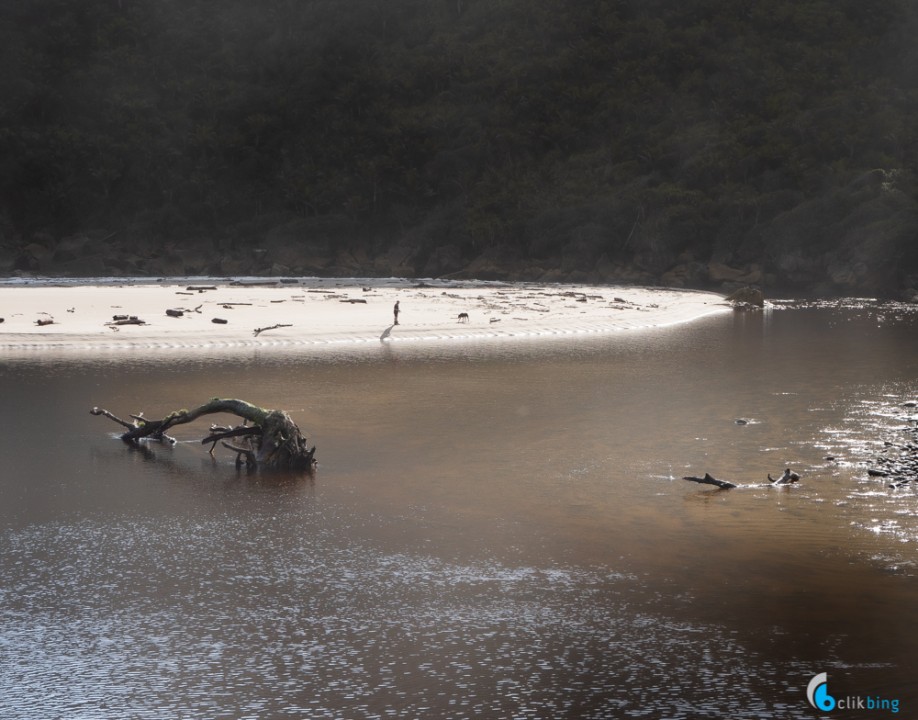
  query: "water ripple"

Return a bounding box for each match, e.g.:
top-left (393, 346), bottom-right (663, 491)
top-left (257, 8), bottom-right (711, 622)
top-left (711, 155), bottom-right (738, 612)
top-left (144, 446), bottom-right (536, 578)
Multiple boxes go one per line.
top-left (1, 516), bottom-right (820, 719)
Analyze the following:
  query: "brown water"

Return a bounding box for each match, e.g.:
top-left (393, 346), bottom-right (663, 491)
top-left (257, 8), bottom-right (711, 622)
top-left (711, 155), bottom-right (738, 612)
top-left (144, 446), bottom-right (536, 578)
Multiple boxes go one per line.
top-left (1, 300), bottom-right (917, 719)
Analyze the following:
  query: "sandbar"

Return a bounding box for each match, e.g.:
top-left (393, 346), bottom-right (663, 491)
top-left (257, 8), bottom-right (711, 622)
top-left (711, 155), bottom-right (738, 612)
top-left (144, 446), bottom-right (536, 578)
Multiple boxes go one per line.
top-left (0, 277), bottom-right (730, 355)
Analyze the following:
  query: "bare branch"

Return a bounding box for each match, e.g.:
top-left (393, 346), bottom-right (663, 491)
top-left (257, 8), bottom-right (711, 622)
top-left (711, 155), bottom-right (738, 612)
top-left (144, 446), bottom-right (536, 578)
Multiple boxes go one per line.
top-left (254, 323), bottom-right (293, 337)
top-left (202, 425), bottom-right (262, 446)
top-left (89, 406), bottom-right (135, 430)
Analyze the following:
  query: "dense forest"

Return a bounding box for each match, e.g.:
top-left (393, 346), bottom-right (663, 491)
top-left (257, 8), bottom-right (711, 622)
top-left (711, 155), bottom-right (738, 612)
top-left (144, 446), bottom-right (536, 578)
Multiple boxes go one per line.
top-left (2, 0), bottom-right (917, 294)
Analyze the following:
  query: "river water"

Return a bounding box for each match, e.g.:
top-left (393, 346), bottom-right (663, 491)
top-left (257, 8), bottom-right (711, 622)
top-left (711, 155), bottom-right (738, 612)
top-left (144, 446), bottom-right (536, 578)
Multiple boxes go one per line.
top-left (1, 299), bottom-right (917, 719)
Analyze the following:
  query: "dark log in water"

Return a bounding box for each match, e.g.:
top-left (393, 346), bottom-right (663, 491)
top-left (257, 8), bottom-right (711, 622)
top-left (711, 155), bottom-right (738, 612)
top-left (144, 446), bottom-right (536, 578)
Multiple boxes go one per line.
top-left (684, 468), bottom-right (802, 490)
top-left (91, 398), bottom-right (316, 470)
top-left (682, 473), bottom-right (738, 489)
top-left (768, 468), bottom-right (800, 484)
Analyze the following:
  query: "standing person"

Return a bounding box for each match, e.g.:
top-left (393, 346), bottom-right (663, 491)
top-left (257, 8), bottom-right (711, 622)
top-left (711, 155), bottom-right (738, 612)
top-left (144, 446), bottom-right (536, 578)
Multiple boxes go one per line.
top-left (393, 300), bottom-right (400, 325)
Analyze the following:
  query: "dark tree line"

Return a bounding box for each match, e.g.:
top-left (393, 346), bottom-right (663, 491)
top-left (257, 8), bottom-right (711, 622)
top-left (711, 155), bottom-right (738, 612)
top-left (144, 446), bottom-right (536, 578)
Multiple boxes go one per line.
top-left (1, 0), bottom-right (917, 291)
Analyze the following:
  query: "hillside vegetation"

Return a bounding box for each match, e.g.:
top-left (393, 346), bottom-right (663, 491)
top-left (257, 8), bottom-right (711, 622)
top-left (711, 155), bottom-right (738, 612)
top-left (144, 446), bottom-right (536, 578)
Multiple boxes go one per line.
top-left (2, 0), bottom-right (917, 294)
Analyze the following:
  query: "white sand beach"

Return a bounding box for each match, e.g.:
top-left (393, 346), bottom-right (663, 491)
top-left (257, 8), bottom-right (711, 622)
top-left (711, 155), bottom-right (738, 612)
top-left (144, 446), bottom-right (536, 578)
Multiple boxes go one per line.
top-left (0, 277), bottom-right (730, 353)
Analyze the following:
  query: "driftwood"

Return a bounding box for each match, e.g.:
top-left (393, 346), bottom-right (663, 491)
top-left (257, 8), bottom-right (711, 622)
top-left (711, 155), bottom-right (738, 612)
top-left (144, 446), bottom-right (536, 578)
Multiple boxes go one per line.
top-left (166, 306), bottom-right (204, 318)
top-left (254, 323), bottom-right (292, 336)
top-left (684, 468), bottom-right (801, 490)
top-left (106, 315), bottom-right (146, 326)
top-left (91, 398), bottom-right (316, 471)
top-left (767, 469), bottom-right (800, 484)
top-left (683, 473), bottom-right (738, 489)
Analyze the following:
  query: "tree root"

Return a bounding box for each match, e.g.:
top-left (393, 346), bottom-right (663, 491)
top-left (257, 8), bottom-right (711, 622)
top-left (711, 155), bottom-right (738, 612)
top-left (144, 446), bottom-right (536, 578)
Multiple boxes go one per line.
top-left (91, 398), bottom-right (316, 470)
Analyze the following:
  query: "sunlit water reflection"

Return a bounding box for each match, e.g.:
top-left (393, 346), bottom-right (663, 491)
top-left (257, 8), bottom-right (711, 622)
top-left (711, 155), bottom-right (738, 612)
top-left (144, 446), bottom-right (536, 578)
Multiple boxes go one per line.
top-left (2, 299), bottom-right (918, 718)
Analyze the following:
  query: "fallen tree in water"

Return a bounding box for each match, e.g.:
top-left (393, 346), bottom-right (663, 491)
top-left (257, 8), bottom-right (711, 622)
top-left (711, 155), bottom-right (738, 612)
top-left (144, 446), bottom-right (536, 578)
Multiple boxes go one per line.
top-left (91, 398), bottom-right (316, 470)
